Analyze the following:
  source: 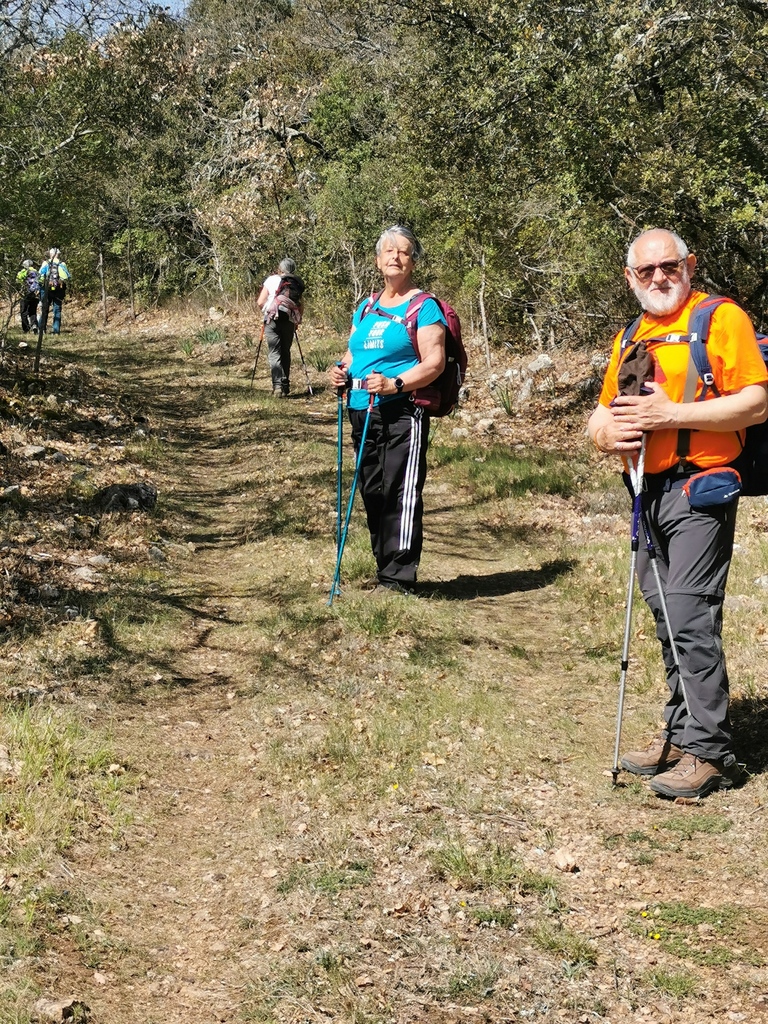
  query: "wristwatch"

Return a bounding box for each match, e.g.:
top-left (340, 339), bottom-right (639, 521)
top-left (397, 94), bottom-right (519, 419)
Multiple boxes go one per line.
top-left (394, 377), bottom-right (405, 393)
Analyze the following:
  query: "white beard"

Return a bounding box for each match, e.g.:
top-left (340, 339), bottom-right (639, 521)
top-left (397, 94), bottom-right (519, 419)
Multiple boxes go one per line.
top-left (632, 274), bottom-right (691, 317)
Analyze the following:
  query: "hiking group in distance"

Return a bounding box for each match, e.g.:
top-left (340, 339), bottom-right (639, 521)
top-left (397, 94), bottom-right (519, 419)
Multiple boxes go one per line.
top-left (16, 248), bottom-right (72, 337)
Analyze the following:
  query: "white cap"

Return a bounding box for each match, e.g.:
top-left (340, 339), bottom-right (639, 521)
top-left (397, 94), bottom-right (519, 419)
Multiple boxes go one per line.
top-left (49, 248), bottom-right (60, 260)
top-left (22, 259), bottom-right (33, 268)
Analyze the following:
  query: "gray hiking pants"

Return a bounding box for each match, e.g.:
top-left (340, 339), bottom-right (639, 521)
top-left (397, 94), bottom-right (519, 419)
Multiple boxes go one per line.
top-left (636, 480), bottom-right (737, 759)
top-left (265, 312), bottom-right (294, 391)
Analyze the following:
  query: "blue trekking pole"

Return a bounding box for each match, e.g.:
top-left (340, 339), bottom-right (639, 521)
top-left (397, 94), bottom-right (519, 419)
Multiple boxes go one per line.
top-left (331, 365), bottom-right (346, 598)
top-left (327, 391), bottom-right (374, 607)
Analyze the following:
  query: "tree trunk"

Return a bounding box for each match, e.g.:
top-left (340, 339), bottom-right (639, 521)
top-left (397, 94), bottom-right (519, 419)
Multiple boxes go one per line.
top-left (126, 195), bottom-right (136, 319)
top-left (479, 251), bottom-right (490, 368)
top-left (98, 249), bottom-right (108, 325)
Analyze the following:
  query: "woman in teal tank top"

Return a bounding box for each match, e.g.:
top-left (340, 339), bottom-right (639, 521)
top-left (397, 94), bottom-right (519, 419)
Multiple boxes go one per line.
top-left (329, 227), bottom-right (446, 593)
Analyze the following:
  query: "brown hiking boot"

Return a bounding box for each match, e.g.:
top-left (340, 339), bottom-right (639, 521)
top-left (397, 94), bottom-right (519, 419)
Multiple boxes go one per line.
top-left (620, 734), bottom-right (684, 777)
top-left (650, 752), bottom-right (742, 799)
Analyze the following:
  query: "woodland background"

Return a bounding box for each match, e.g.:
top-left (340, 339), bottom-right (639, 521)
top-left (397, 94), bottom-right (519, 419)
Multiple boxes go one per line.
top-left (2, 0), bottom-right (768, 347)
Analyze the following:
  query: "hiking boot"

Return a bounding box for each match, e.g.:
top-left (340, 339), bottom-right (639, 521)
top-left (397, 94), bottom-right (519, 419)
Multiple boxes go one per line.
top-left (620, 734), bottom-right (684, 776)
top-left (273, 387), bottom-right (286, 398)
top-left (650, 752), bottom-right (742, 799)
top-left (370, 580), bottom-right (415, 596)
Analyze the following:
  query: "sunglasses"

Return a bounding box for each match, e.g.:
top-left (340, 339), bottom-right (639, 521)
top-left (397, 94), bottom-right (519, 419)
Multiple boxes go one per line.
top-left (628, 258), bottom-right (686, 284)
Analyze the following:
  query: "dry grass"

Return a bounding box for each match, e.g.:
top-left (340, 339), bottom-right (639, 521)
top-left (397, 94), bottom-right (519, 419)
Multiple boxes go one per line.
top-left (1, 304), bottom-right (768, 1023)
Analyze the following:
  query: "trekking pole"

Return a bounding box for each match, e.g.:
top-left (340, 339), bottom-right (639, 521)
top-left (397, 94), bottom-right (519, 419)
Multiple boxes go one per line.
top-left (611, 436), bottom-right (647, 784)
top-left (327, 392), bottom-right (374, 607)
top-left (334, 365), bottom-right (346, 580)
top-left (329, 379), bottom-right (344, 601)
top-left (294, 328), bottom-right (313, 396)
top-left (612, 440), bottom-right (689, 784)
top-left (638, 507), bottom-right (686, 711)
top-left (33, 264), bottom-right (53, 376)
top-left (250, 322), bottom-right (265, 388)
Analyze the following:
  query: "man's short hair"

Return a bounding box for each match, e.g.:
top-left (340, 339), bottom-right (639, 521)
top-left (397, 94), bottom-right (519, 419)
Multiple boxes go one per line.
top-left (626, 229), bottom-right (689, 267)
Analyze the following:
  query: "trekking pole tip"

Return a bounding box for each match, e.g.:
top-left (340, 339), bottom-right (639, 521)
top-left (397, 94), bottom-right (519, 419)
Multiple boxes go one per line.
top-left (611, 767), bottom-right (620, 786)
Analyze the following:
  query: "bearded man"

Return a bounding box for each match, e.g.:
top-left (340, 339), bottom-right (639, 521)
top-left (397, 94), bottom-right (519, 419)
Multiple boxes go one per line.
top-left (588, 228), bottom-right (768, 798)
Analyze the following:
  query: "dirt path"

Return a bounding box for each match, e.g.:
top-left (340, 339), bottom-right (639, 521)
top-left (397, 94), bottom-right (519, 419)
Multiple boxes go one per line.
top-left (16, 319), bottom-right (768, 1024)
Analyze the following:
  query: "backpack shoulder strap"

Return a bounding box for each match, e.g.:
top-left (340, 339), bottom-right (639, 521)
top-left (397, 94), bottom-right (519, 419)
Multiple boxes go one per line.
top-left (359, 292), bottom-right (381, 323)
top-left (620, 314), bottom-right (645, 350)
top-left (677, 295), bottom-right (731, 459)
top-left (687, 295), bottom-right (733, 400)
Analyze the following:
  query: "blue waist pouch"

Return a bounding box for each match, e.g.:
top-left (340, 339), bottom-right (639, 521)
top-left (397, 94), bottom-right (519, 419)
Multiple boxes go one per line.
top-left (682, 468), bottom-right (742, 510)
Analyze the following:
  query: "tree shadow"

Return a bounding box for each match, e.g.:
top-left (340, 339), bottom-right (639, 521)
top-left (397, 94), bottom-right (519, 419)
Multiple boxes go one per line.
top-left (420, 558), bottom-right (575, 599)
top-left (732, 694), bottom-right (768, 773)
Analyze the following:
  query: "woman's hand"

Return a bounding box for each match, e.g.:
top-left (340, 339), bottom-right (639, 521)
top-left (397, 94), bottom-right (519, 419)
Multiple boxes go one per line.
top-left (329, 353), bottom-right (353, 390)
top-left (366, 371), bottom-right (396, 396)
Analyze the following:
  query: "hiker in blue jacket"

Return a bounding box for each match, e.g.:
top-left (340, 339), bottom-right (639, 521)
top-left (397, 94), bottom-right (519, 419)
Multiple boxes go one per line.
top-left (39, 248), bottom-right (71, 335)
top-left (16, 259), bottom-right (40, 333)
top-left (329, 226), bottom-right (446, 594)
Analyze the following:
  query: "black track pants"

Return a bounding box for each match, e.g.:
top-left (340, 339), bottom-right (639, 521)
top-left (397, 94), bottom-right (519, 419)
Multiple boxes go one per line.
top-left (636, 484), bottom-right (737, 759)
top-left (265, 312), bottom-right (294, 390)
top-left (348, 398), bottom-right (429, 586)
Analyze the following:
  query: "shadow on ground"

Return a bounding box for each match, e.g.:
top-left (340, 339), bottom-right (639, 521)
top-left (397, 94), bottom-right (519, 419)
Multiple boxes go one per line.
top-left (421, 558), bottom-right (575, 599)
top-left (732, 694), bottom-right (768, 773)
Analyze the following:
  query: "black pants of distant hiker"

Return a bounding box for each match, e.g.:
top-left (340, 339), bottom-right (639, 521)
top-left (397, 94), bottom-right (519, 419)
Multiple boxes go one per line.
top-left (636, 480), bottom-right (737, 760)
top-left (348, 398), bottom-right (429, 588)
top-left (265, 311), bottom-right (294, 394)
top-left (20, 294), bottom-right (39, 333)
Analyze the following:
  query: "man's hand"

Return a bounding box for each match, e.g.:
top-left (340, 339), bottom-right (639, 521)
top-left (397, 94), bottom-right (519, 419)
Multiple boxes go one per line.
top-left (594, 418), bottom-right (644, 454)
top-left (610, 382), bottom-right (681, 433)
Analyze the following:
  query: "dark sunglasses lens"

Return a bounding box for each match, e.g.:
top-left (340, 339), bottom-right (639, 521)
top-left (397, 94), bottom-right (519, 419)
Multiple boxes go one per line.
top-left (635, 260), bottom-right (682, 282)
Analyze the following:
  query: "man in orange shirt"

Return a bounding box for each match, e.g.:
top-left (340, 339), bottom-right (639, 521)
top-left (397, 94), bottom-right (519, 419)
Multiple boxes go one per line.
top-left (588, 228), bottom-right (768, 798)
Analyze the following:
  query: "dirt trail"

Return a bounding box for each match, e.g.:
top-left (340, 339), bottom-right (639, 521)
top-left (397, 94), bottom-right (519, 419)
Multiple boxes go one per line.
top-left (22, 320), bottom-right (768, 1024)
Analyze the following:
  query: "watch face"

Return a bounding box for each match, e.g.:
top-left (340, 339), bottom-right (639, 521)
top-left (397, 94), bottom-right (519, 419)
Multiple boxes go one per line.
top-left (395, 377), bottom-right (404, 391)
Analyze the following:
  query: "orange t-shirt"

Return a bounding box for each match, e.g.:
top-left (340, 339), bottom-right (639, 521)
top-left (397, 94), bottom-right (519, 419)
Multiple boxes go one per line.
top-left (599, 290), bottom-right (768, 473)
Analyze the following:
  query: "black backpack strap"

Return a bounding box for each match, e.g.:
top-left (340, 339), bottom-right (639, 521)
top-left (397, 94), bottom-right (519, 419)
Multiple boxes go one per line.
top-left (620, 314), bottom-right (645, 351)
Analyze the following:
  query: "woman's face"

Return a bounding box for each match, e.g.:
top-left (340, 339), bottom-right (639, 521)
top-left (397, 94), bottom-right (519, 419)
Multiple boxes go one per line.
top-left (376, 234), bottom-right (415, 282)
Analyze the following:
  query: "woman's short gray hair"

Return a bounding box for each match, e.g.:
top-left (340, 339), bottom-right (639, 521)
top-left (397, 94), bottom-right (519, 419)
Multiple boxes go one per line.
top-left (279, 257), bottom-right (296, 274)
top-left (375, 225), bottom-right (423, 263)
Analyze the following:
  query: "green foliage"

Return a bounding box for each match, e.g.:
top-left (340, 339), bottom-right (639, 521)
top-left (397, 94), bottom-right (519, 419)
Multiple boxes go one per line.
top-left (432, 842), bottom-right (558, 897)
top-left (194, 326), bottom-right (225, 346)
top-left (2, 0), bottom-right (768, 337)
top-left (531, 923), bottom-right (598, 971)
top-left (431, 442), bottom-right (583, 500)
top-left (645, 968), bottom-right (698, 999)
top-left (632, 902), bottom-right (761, 968)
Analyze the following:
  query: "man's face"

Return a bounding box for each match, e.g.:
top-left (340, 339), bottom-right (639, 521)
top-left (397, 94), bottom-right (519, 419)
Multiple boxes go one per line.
top-left (624, 232), bottom-right (696, 316)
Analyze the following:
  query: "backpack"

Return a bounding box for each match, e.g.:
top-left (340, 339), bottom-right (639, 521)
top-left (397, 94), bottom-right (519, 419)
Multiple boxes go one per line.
top-left (620, 295), bottom-right (768, 496)
top-left (25, 269), bottom-right (39, 295)
top-left (360, 290), bottom-right (467, 417)
top-left (264, 274), bottom-right (304, 325)
top-left (48, 261), bottom-right (60, 291)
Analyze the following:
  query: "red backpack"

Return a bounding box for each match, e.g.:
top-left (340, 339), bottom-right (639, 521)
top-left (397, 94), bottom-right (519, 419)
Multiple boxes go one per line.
top-left (360, 290), bottom-right (467, 416)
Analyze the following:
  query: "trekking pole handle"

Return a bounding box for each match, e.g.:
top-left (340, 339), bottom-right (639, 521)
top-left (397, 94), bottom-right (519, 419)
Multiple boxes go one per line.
top-left (333, 361), bottom-right (350, 395)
